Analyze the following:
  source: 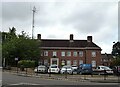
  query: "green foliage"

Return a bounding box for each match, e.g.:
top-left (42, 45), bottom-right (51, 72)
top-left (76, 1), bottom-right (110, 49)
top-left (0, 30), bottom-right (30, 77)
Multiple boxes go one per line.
top-left (2, 27), bottom-right (41, 66)
top-left (112, 42), bottom-right (120, 57)
top-left (18, 60), bottom-right (35, 68)
top-left (111, 57), bottom-right (120, 66)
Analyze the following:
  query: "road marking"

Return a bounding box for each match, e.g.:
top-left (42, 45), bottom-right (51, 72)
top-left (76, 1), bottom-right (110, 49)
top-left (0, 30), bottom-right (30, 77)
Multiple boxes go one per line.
top-left (9, 82), bottom-right (40, 85)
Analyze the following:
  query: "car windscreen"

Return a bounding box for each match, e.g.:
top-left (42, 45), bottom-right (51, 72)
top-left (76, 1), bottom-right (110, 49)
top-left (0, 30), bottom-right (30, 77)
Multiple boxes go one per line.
top-left (51, 66), bottom-right (57, 68)
top-left (38, 66), bottom-right (45, 68)
top-left (63, 66), bottom-right (71, 69)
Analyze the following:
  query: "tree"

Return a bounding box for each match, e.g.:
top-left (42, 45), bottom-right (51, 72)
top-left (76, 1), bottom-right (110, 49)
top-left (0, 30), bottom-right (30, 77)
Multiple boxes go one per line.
top-left (111, 41), bottom-right (120, 66)
top-left (2, 28), bottom-right (41, 66)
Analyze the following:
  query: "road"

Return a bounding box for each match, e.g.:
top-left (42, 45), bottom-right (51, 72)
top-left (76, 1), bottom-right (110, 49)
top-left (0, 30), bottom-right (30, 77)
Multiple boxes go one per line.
top-left (2, 72), bottom-right (120, 87)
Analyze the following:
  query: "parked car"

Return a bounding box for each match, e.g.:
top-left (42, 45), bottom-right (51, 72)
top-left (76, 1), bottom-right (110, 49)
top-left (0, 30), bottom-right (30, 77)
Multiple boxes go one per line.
top-left (34, 65), bottom-right (48, 73)
top-left (77, 64), bottom-right (93, 75)
top-left (93, 66), bottom-right (113, 75)
top-left (48, 65), bottom-right (60, 73)
top-left (113, 66), bottom-right (120, 75)
top-left (72, 65), bottom-right (78, 71)
top-left (60, 65), bottom-right (73, 74)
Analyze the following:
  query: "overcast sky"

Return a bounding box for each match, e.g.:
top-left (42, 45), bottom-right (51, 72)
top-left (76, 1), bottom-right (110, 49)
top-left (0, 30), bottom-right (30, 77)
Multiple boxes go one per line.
top-left (1, 0), bottom-right (119, 54)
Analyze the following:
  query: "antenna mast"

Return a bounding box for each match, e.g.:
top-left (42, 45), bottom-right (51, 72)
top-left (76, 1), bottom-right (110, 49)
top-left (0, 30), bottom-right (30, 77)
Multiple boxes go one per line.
top-left (32, 6), bottom-right (36, 39)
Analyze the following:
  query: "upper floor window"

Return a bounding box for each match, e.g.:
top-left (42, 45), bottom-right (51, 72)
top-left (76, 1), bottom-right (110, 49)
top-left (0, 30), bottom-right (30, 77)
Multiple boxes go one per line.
top-left (61, 51), bottom-right (65, 56)
top-left (79, 51), bottom-right (83, 57)
top-left (73, 51), bottom-right (78, 57)
top-left (67, 51), bottom-right (71, 56)
top-left (53, 51), bottom-right (57, 56)
top-left (92, 51), bottom-right (96, 57)
top-left (44, 51), bottom-right (48, 56)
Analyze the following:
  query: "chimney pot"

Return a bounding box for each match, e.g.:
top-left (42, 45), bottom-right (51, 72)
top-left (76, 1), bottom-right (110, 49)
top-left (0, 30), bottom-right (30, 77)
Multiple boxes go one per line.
top-left (87, 36), bottom-right (92, 42)
top-left (37, 34), bottom-right (41, 40)
top-left (70, 34), bottom-right (73, 40)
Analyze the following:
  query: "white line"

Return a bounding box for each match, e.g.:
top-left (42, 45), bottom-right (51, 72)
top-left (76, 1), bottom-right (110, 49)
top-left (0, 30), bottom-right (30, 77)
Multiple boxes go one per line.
top-left (9, 82), bottom-right (40, 85)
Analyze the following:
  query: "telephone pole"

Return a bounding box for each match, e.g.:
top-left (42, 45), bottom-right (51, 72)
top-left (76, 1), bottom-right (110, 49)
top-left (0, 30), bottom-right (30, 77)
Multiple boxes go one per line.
top-left (32, 6), bottom-right (36, 39)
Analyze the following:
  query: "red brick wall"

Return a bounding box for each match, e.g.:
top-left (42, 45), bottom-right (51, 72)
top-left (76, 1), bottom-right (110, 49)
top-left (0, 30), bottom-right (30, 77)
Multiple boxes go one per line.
top-left (40, 49), bottom-right (101, 68)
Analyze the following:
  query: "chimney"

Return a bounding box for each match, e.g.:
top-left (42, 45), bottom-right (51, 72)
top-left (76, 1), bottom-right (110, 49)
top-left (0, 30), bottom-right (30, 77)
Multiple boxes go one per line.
top-left (70, 34), bottom-right (74, 42)
top-left (87, 36), bottom-right (92, 42)
top-left (37, 34), bottom-right (41, 40)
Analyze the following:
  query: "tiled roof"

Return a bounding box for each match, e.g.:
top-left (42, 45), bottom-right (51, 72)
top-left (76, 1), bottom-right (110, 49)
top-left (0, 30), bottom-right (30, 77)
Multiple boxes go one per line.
top-left (40, 39), bottom-right (101, 49)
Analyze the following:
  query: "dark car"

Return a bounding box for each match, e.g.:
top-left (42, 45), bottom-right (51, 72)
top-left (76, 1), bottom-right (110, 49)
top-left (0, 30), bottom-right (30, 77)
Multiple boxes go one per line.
top-left (113, 66), bottom-right (120, 75)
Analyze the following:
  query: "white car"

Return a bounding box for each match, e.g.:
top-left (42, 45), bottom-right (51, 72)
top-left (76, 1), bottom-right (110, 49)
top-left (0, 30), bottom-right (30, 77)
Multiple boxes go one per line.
top-left (34, 65), bottom-right (48, 73)
top-left (48, 65), bottom-right (60, 73)
top-left (72, 65), bottom-right (78, 71)
top-left (60, 65), bottom-right (73, 74)
top-left (95, 66), bottom-right (113, 75)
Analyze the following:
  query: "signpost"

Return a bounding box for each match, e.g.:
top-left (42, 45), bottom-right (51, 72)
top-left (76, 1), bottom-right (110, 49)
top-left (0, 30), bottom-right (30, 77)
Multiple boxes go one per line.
top-left (15, 58), bottom-right (18, 73)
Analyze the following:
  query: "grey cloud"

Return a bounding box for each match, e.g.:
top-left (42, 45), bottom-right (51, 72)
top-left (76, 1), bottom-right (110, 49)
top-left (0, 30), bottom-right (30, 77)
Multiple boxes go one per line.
top-left (62, 2), bottom-right (116, 34)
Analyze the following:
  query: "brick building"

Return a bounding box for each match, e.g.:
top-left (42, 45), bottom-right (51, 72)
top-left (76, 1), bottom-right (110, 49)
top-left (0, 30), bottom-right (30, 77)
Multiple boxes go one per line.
top-left (101, 53), bottom-right (113, 66)
top-left (38, 34), bottom-right (102, 68)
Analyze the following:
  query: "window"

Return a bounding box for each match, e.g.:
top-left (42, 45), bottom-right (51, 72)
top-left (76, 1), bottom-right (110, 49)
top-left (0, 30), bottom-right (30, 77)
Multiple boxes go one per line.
top-left (92, 60), bottom-right (96, 67)
top-left (61, 52), bottom-right (65, 56)
top-left (53, 51), bottom-right (57, 56)
top-left (73, 52), bottom-right (78, 57)
top-left (67, 51), bottom-right (71, 56)
top-left (92, 51), bottom-right (96, 57)
top-left (67, 60), bottom-right (71, 65)
top-left (73, 60), bottom-right (77, 65)
top-left (79, 60), bottom-right (83, 65)
top-left (79, 51), bottom-right (83, 57)
top-left (44, 51), bottom-right (48, 56)
top-left (44, 60), bottom-right (48, 65)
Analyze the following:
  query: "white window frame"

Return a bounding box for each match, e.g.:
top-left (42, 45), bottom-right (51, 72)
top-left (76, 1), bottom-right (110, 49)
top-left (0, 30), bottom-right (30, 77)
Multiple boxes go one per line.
top-left (44, 60), bottom-right (48, 65)
top-left (67, 51), bottom-right (71, 56)
top-left (73, 51), bottom-right (78, 57)
top-left (67, 60), bottom-right (71, 65)
top-left (61, 51), bottom-right (65, 56)
top-left (53, 51), bottom-right (57, 56)
top-left (79, 60), bottom-right (83, 65)
top-left (92, 60), bottom-right (96, 67)
top-left (79, 51), bottom-right (83, 57)
top-left (92, 51), bottom-right (96, 57)
top-left (73, 60), bottom-right (77, 65)
top-left (44, 51), bottom-right (48, 56)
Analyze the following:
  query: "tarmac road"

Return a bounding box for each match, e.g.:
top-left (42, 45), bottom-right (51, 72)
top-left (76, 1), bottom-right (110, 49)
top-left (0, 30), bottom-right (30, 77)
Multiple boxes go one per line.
top-left (2, 72), bottom-right (119, 87)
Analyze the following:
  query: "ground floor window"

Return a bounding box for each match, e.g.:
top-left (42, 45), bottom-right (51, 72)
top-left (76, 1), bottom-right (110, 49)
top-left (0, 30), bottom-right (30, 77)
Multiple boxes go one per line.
top-left (67, 60), bottom-right (71, 65)
top-left (44, 60), bottom-right (48, 66)
top-left (92, 60), bottom-right (96, 67)
top-left (73, 60), bottom-right (77, 65)
top-left (79, 60), bottom-right (83, 65)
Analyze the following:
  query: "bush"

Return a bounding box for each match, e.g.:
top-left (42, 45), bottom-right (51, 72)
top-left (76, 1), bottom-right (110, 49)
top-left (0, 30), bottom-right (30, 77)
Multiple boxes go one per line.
top-left (18, 60), bottom-right (35, 69)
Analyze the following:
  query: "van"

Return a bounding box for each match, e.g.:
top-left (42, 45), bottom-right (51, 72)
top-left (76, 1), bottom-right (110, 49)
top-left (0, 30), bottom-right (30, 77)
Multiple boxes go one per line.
top-left (77, 64), bottom-right (92, 75)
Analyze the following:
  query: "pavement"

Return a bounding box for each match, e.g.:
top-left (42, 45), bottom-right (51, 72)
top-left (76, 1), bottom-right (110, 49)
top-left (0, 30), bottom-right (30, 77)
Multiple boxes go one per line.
top-left (3, 70), bottom-right (120, 83)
